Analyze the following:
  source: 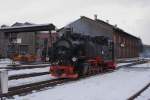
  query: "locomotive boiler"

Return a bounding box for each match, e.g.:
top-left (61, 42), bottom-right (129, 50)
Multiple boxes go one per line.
top-left (50, 29), bottom-right (116, 78)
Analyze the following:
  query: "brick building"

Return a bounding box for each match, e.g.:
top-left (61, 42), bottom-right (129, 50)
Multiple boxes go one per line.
top-left (59, 16), bottom-right (142, 59)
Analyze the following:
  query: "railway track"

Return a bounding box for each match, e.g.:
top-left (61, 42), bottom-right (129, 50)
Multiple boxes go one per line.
top-left (7, 65), bottom-right (50, 70)
top-left (1, 68), bottom-right (114, 98)
top-left (9, 72), bottom-right (49, 80)
top-left (118, 60), bottom-right (148, 69)
top-left (0, 60), bottom-right (148, 98)
top-left (1, 71), bottom-right (111, 98)
top-left (128, 82), bottom-right (150, 100)
top-left (1, 78), bottom-right (70, 98)
top-left (9, 60), bottom-right (148, 80)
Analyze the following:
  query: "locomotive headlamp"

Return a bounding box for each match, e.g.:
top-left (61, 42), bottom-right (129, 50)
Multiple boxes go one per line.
top-left (72, 57), bottom-right (77, 62)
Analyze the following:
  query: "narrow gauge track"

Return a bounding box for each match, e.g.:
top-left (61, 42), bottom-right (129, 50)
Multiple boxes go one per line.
top-left (118, 60), bottom-right (148, 69)
top-left (0, 63), bottom-right (51, 70)
top-left (9, 60), bottom-right (147, 80)
top-left (128, 82), bottom-right (150, 100)
top-left (1, 78), bottom-right (70, 98)
top-left (9, 72), bottom-right (49, 80)
top-left (6, 65), bottom-right (50, 70)
top-left (1, 71), bottom-right (112, 98)
top-left (7, 62), bottom-right (51, 67)
top-left (0, 60), bottom-right (148, 98)
top-left (9, 59), bottom-right (148, 80)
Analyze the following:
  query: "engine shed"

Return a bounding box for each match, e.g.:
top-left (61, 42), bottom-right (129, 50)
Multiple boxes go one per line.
top-left (59, 16), bottom-right (142, 59)
top-left (0, 23), bottom-right (56, 59)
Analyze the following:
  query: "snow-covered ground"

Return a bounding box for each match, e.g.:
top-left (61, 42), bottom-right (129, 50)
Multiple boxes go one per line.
top-left (8, 67), bottom-right (49, 76)
top-left (15, 63), bottom-right (51, 67)
top-left (117, 57), bottom-right (140, 62)
top-left (0, 59), bottom-right (52, 88)
top-left (0, 59), bottom-right (13, 68)
top-left (7, 63), bottom-right (150, 100)
top-left (7, 62), bottom-right (134, 77)
top-left (1, 59), bottom-right (149, 100)
top-left (116, 62), bottom-right (132, 67)
top-left (130, 62), bottom-right (150, 68)
top-left (0, 58), bottom-right (137, 69)
top-left (8, 67), bottom-right (52, 87)
top-left (135, 87), bottom-right (150, 100)
top-left (7, 62), bottom-right (133, 87)
top-left (9, 75), bottom-right (55, 87)
top-left (0, 58), bottom-right (51, 78)
top-left (0, 58), bottom-right (50, 68)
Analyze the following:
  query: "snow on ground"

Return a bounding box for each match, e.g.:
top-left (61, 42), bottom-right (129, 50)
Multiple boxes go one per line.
top-left (7, 62), bottom-right (134, 87)
top-left (116, 62), bottom-right (132, 67)
top-left (8, 63), bottom-right (150, 100)
top-left (8, 74), bottom-right (55, 87)
top-left (16, 63), bottom-right (51, 67)
top-left (135, 87), bottom-right (150, 100)
top-left (0, 59), bottom-right (13, 67)
top-left (8, 62), bottom-right (133, 76)
top-left (8, 67), bottom-right (49, 76)
top-left (0, 58), bottom-right (50, 68)
top-left (0, 59), bottom-right (12, 64)
top-left (117, 57), bottom-right (139, 62)
top-left (130, 62), bottom-right (150, 68)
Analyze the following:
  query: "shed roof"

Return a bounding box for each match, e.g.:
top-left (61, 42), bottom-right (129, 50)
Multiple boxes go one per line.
top-left (0, 23), bottom-right (55, 33)
top-left (80, 16), bottom-right (140, 40)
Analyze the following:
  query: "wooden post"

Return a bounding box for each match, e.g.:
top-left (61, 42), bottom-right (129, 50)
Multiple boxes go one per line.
top-left (0, 70), bottom-right (8, 94)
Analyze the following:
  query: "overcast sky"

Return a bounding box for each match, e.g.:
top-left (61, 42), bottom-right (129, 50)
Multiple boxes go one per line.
top-left (0, 0), bottom-right (149, 44)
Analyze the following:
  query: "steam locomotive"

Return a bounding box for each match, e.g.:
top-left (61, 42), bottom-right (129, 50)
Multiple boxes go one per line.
top-left (50, 28), bottom-right (116, 78)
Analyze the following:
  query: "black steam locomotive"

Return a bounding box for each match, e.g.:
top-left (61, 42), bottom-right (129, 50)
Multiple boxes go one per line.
top-left (50, 29), bottom-right (116, 78)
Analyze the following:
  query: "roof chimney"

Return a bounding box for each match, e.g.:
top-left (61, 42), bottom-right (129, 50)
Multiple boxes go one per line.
top-left (106, 20), bottom-right (109, 23)
top-left (114, 24), bottom-right (117, 28)
top-left (94, 14), bottom-right (98, 20)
